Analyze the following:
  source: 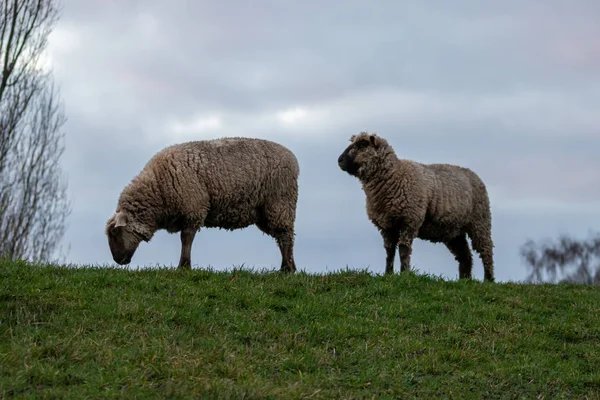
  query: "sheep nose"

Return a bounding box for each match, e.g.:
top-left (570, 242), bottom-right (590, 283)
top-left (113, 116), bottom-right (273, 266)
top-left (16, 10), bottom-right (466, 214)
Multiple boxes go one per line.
top-left (338, 155), bottom-right (343, 163)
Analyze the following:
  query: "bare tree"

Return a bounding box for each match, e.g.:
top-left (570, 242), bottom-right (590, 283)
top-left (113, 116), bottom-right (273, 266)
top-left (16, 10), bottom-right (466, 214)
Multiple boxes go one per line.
top-left (520, 231), bottom-right (600, 285)
top-left (0, 0), bottom-right (71, 263)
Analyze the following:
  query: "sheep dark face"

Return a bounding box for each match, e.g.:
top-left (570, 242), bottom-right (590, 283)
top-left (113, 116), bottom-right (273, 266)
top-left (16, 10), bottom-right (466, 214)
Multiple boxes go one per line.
top-left (105, 211), bottom-right (143, 265)
top-left (338, 133), bottom-right (380, 177)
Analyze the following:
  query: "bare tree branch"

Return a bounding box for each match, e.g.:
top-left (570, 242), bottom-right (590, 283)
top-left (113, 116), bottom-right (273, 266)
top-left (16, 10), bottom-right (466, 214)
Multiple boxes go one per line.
top-left (0, 0), bottom-right (70, 263)
top-left (520, 231), bottom-right (600, 285)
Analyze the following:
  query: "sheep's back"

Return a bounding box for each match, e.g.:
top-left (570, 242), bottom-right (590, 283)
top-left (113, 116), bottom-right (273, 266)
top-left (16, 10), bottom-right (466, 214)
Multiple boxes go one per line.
top-left (153, 138), bottom-right (298, 230)
top-left (422, 163), bottom-right (482, 225)
top-left (200, 138), bottom-right (297, 193)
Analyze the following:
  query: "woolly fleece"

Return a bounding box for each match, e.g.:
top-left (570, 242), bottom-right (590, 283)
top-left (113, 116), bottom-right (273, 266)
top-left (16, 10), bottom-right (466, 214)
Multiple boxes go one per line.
top-left (105, 137), bottom-right (299, 271)
top-left (338, 131), bottom-right (494, 281)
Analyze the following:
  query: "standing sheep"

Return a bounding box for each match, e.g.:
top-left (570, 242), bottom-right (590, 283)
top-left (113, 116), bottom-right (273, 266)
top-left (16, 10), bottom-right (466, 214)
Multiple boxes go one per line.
top-left (105, 137), bottom-right (299, 272)
top-left (337, 131), bottom-right (495, 281)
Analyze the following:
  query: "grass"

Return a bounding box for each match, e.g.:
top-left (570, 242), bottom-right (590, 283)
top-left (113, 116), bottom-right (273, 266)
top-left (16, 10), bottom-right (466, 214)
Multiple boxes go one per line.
top-left (1, 260), bottom-right (599, 399)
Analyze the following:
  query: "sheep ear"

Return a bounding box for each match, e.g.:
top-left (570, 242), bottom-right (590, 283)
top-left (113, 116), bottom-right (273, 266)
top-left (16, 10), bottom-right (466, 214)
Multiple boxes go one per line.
top-left (114, 211), bottom-right (128, 227)
top-left (369, 134), bottom-right (379, 147)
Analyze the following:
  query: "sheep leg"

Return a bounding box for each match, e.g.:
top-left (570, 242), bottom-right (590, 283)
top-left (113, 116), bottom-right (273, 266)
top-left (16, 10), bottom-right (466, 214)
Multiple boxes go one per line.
top-left (469, 229), bottom-right (495, 282)
top-left (256, 223), bottom-right (296, 273)
top-left (381, 228), bottom-right (400, 274)
top-left (398, 243), bottom-right (412, 272)
top-left (398, 230), bottom-right (416, 273)
top-left (444, 234), bottom-right (473, 279)
top-left (275, 229), bottom-right (297, 273)
top-left (256, 202), bottom-right (297, 273)
top-left (178, 227), bottom-right (197, 269)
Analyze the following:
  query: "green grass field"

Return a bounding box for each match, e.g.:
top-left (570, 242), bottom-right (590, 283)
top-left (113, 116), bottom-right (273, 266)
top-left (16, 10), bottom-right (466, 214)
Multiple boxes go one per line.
top-left (1, 260), bottom-right (599, 399)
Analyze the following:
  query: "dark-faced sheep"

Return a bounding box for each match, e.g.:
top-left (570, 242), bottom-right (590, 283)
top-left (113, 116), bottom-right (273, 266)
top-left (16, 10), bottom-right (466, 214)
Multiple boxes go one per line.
top-left (337, 131), bottom-right (494, 281)
top-left (105, 137), bottom-right (300, 272)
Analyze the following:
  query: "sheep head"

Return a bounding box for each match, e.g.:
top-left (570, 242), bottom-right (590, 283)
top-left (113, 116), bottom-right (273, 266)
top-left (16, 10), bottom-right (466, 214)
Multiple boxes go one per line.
top-left (337, 131), bottom-right (389, 179)
top-left (105, 210), bottom-right (147, 265)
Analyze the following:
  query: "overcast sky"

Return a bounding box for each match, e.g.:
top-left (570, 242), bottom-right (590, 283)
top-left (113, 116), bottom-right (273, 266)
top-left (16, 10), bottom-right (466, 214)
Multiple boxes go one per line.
top-left (45, 0), bottom-right (600, 282)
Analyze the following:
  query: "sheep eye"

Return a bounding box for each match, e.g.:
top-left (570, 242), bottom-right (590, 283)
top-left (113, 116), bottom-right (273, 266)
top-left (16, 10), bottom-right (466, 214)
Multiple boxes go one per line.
top-left (357, 140), bottom-right (369, 149)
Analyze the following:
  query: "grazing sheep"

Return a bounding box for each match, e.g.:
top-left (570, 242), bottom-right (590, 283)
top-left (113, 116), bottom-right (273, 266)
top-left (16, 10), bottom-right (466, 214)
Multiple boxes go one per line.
top-left (105, 137), bottom-right (300, 272)
top-left (337, 131), bottom-right (494, 281)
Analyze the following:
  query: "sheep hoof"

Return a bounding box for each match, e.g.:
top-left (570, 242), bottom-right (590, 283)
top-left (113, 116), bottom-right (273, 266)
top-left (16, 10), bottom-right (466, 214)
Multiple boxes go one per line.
top-left (178, 260), bottom-right (192, 270)
top-left (280, 262), bottom-right (296, 273)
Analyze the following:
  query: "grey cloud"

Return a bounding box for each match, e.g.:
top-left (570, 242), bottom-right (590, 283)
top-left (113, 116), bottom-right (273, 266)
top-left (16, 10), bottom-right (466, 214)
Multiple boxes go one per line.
top-left (55, 0), bottom-right (600, 115)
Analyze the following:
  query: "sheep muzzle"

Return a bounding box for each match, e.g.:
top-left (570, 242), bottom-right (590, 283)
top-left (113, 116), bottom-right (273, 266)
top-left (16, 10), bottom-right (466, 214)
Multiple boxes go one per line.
top-left (338, 147), bottom-right (359, 176)
top-left (106, 224), bottom-right (141, 265)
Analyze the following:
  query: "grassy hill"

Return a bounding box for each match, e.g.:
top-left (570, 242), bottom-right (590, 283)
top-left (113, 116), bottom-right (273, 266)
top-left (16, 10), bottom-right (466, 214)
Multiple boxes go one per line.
top-left (1, 260), bottom-right (599, 399)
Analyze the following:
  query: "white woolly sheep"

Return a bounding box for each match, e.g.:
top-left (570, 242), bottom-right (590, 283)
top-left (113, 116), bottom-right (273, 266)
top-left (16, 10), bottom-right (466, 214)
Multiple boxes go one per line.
top-left (105, 137), bottom-right (300, 272)
top-left (337, 131), bottom-right (495, 281)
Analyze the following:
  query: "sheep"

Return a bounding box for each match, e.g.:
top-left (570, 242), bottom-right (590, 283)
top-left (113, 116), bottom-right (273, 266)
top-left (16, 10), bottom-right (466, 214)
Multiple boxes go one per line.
top-left (105, 137), bottom-right (300, 272)
top-left (337, 131), bottom-right (494, 282)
